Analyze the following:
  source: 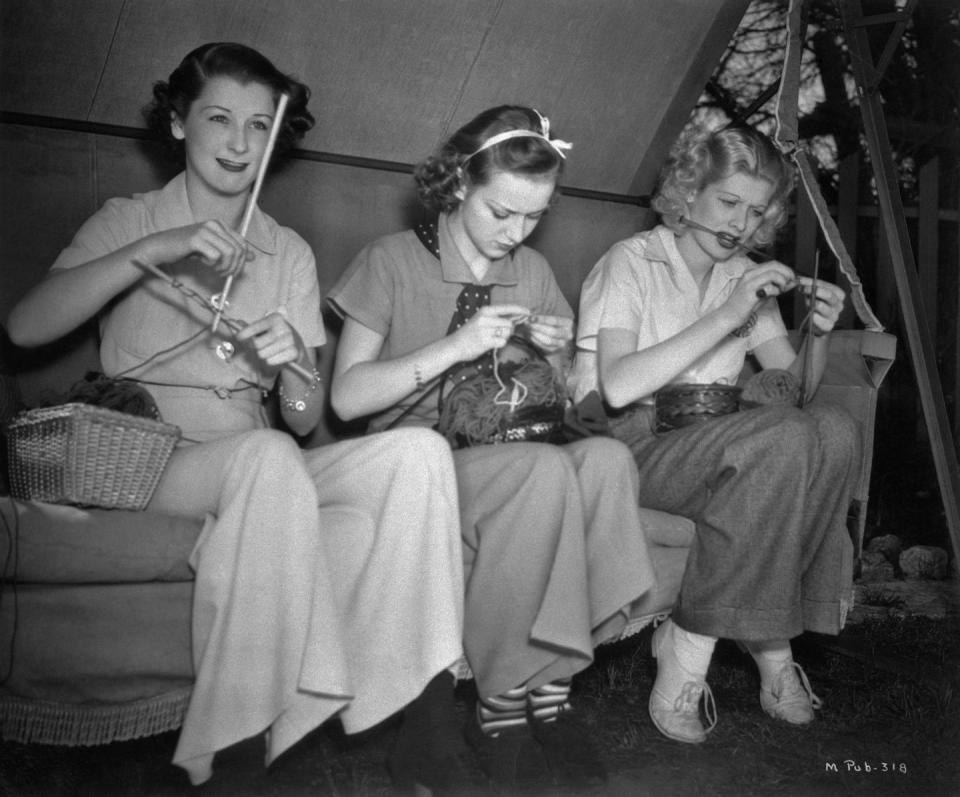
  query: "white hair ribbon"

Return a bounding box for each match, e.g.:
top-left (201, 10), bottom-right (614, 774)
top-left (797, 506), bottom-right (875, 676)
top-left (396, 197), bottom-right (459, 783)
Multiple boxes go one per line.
top-left (464, 109), bottom-right (573, 161)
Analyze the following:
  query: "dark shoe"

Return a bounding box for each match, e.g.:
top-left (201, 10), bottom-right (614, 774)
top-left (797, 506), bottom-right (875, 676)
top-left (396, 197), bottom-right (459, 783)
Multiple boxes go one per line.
top-left (529, 709), bottom-right (607, 790)
top-left (388, 674), bottom-right (486, 796)
top-left (465, 717), bottom-right (551, 792)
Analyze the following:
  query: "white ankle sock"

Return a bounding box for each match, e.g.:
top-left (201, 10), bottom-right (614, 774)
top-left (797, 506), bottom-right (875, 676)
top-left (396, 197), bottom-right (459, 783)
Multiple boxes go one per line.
top-left (743, 641), bottom-right (793, 691)
top-left (658, 621), bottom-right (716, 695)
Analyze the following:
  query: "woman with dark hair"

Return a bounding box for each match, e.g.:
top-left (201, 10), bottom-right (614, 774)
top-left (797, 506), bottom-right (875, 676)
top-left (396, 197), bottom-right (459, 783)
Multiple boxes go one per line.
top-left (570, 124), bottom-right (859, 744)
top-left (144, 42), bottom-right (316, 156)
top-left (328, 104), bottom-right (656, 791)
top-left (7, 42), bottom-right (464, 787)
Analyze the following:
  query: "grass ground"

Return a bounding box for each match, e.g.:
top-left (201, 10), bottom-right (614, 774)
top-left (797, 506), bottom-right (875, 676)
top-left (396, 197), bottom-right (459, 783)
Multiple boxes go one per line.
top-left (2, 613), bottom-right (958, 797)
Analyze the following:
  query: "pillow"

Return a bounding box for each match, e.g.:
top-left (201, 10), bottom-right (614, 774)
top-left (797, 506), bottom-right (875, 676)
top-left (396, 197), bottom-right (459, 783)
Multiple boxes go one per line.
top-left (0, 326), bottom-right (24, 495)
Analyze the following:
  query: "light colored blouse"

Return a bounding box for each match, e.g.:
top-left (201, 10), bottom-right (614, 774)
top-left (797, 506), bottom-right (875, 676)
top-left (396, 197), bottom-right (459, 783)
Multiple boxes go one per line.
top-left (51, 173), bottom-right (324, 441)
top-left (569, 225), bottom-right (787, 403)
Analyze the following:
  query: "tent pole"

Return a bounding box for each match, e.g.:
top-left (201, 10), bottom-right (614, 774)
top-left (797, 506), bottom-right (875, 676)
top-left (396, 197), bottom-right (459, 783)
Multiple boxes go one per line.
top-left (838, 0), bottom-right (960, 563)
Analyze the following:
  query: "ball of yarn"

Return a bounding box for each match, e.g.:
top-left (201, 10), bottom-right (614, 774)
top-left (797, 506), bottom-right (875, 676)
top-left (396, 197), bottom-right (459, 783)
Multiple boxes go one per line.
top-left (54, 372), bottom-right (163, 420)
top-left (438, 347), bottom-right (566, 447)
top-left (740, 369), bottom-right (802, 408)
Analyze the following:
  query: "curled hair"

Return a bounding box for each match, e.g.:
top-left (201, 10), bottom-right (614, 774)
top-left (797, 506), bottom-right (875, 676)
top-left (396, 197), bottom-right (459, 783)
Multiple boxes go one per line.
top-left (652, 124), bottom-right (794, 247)
top-left (415, 105), bottom-right (565, 214)
top-left (143, 42), bottom-right (314, 159)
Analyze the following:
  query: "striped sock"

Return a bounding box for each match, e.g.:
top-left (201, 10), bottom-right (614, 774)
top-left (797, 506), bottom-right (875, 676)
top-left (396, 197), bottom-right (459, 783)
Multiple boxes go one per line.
top-left (528, 679), bottom-right (572, 723)
top-left (477, 686), bottom-right (528, 736)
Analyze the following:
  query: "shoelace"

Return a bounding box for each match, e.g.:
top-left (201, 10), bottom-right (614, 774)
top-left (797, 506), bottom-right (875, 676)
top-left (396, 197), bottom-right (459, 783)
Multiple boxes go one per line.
top-left (674, 681), bottom-right (718, 735)
top-left (772, 662), bottom-right (823, 710)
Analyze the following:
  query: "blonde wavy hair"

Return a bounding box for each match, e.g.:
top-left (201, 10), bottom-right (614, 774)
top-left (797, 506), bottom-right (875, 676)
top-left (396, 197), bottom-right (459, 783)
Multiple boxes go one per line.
top-left (652, 124), bottom-right (795, 247)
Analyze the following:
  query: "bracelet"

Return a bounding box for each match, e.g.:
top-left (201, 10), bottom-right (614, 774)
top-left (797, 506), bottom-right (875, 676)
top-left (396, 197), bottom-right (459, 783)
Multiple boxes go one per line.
top-left (730, 311), bottom-right (758, 339)
top-left (414, 363), bottom-right (425, 391)
top-left (278, 368), bottom-right (322, 412)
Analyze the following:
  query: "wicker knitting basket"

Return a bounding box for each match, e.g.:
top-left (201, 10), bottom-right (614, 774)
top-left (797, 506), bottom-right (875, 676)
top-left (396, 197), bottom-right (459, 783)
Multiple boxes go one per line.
top-left (6, 403), bottom-right (181, 510)
top-left (654, 383), bottom-right (742, 433)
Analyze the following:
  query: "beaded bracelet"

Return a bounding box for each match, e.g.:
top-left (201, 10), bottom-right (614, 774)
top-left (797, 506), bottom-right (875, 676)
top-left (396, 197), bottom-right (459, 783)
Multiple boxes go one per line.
top-left (278, 368), bottom-right (322, 412)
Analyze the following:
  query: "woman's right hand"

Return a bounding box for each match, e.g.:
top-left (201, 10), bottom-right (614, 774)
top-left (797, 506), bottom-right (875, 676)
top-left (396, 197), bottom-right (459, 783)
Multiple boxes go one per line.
top-left (142, 221), bottom-right (254, 277)
top-left (452, 303), bottom-right (530, 360)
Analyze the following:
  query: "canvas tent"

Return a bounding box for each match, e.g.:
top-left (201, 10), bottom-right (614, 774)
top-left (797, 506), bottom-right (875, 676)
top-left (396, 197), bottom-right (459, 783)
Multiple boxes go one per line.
top-left (0, 0), bottom-right (750, 320)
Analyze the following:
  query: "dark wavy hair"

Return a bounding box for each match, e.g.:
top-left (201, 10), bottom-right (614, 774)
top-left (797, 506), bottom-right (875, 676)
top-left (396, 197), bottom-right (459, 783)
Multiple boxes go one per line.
top-left (143, 42), bottom-right (314, 159)
top-left (415, 105), bottom-right (566, 214)
top-left (652, 124), bottom-right (794, 247)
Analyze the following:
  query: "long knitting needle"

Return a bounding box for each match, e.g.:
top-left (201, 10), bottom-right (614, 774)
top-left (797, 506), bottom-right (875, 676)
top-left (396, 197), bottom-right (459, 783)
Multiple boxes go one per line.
top-left (211, 92), bottom-right (290, 333)
top-left (798, 250), bottom-right (820, 408)
top-left (133, 257), bottom-right (314, 382)
top-left (679, 215), bottom-right (794, 298)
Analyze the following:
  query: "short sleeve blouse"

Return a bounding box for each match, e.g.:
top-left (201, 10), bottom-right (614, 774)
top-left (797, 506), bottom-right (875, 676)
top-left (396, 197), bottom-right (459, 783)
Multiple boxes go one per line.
top-left (328, 214), bottom-right (572, 432)
top-left (569, 225), bottom-right (787, 403)
top-left (51, 173), bottom-right (324, 440)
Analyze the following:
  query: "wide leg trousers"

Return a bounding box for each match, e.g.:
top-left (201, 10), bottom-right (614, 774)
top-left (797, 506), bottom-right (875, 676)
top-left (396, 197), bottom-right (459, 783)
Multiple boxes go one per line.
top-left (609, 403), bottom-right (859, 641)
top-left (148, 427), bottom-right (463, 784)
top-left (453, 436), bottom-right (656, 698)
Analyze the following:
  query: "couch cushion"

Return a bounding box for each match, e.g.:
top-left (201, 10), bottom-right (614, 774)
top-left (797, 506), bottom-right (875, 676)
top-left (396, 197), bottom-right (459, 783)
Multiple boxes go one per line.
top-left (622, 544), bottom-right (690, 636)
top-left (639, 507), bottom-right (696, 547)
top-left (0, 581), bottom-right (194, 704)
top-left (1, 498), bottom-right (201, 583)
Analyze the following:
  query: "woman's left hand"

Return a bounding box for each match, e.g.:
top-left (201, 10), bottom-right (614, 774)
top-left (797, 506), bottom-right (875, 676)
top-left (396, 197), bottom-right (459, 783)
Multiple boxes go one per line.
top-left (235, 311), bottom-right (305, 369)
top-left (796, 277), bottom-right (846, 335)
top-left (524, 314), bottom-right (573, 352)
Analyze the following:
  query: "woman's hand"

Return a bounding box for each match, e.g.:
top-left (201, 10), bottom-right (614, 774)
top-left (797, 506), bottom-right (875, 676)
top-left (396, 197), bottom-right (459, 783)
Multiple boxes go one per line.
top-left (235, 311), bottom-right (306, 370)
top-left (144, 221), bottom-right (254, 277)
top-left (725, 261), bottom-right (796, 324)
top-left (452, 303), bottom-right (530, 360)
top-left (524, 314), bottom-right (573, 353)
top-left (796, 277), bottom-right (845, 335)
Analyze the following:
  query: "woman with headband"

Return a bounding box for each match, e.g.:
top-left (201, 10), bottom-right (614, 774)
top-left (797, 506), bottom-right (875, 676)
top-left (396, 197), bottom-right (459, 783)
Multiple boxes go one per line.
top-left (7, 43), bottom-right (465, 787)
top-left (570, 124), bottom-right (858, 745)
top-left (328, 104), bottom-right (656, 792)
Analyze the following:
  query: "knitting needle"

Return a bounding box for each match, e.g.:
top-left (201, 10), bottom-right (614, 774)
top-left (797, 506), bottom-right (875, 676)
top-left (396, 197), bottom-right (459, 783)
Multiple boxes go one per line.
top-left (133, 258), bottom-right (314, 382)
top-left (211, 92), bottom-right (290, 333)
top-left (798, 250), bottom-right (820, 407)
top-left (679, 215), bottom-right (794, 298)
top-left (679, 215), bottom-right (769, 259)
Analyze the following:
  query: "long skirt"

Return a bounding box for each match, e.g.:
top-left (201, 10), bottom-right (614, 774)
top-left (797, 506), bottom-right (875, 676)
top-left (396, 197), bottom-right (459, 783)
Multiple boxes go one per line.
top-left (147, 427), bottom-right (464, 784)
top-left (608, 402), bottom-right (859, 641)
top-left (453, 436), bottom-right (656, 698)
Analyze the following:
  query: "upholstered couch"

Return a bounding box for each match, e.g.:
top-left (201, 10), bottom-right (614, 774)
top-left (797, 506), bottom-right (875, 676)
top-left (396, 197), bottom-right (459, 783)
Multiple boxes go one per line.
top-left (1, 318), bottom-right (893, 747)
top-left (0, 324), bottom-right (698, 747)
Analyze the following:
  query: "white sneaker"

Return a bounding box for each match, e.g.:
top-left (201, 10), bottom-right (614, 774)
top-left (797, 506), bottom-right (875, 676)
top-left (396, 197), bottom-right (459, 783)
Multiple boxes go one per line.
top-left (648, 620), bottom-right (717, 743)
top-left (760, 661), bottom-right (822, 724)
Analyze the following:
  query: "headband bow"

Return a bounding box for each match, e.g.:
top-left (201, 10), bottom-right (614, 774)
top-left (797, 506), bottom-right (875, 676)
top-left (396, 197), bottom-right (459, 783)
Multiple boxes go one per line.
top-left (464, 109), bottom-right (573, 162)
